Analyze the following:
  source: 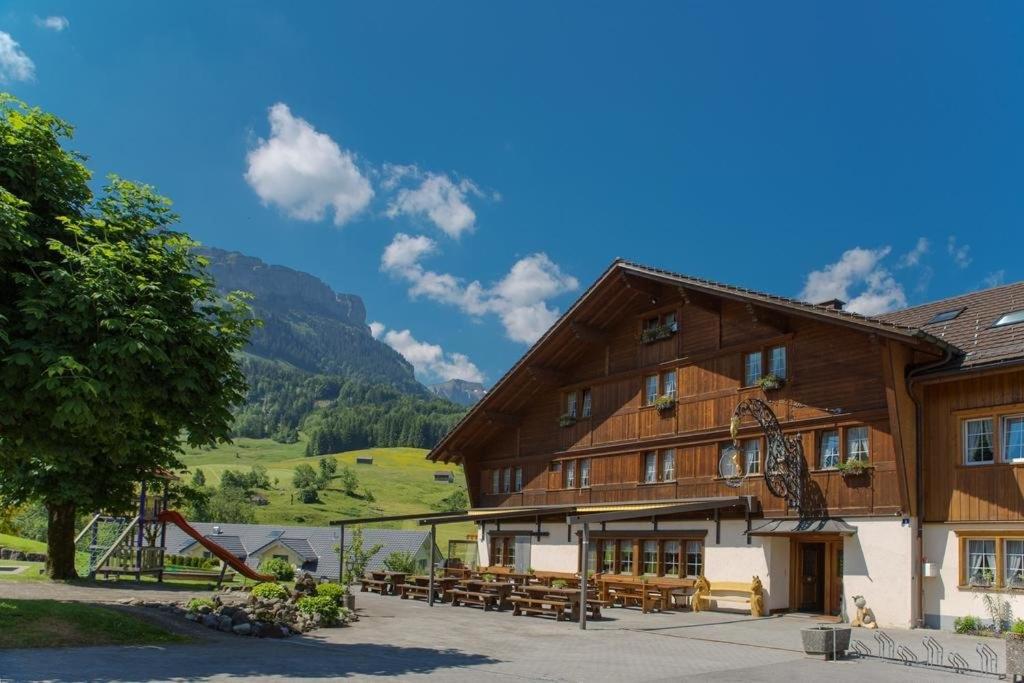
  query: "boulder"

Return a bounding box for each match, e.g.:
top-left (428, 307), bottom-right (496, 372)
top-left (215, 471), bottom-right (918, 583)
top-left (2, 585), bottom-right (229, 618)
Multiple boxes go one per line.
top-left (25, 552), bottom-right (47, 563)
top-left (201, 614), bottom-right (219, 629)
top-left (231, 610), bottom-right (250, 626)
top-left (232, 623), bottom-right (252, 636)
top-left (294, 572), bottom-right (318, 596)
top-left (218, 615), bottom-right (234, 632)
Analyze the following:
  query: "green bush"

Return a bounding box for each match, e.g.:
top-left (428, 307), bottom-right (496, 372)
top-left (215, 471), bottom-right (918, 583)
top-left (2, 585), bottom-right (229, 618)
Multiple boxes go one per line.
top-left (1011, 618), bottom-right (1024, 636)
top-left (954, 615), bottom-right (982, 634)
top-left (297, 595), bottom-right (340, 624)
top-left (383, 550), bottom-right (418, 574)
top-left (251, 582), bottom-right (290, 600)
top-left (298, 487), bottom-right (320, 504)
top-left (259, 557), bottom-right (295, 581)
top-left (185, 597), bottom-right (216, 613)
top-left (315, 582), bottom-right (348, 603)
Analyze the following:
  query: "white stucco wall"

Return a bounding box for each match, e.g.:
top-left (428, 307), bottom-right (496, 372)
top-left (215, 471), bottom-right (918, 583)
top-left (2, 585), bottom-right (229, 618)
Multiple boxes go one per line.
top-left (841, 516), bottom-right (915, 628)
top-left (923, 523), bottom-right (1024, 630)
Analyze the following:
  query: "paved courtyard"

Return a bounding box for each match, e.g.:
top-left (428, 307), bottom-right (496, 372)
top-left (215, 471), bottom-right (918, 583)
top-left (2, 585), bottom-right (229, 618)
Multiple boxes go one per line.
top-left (0, 584), bottom-right (1007, 682)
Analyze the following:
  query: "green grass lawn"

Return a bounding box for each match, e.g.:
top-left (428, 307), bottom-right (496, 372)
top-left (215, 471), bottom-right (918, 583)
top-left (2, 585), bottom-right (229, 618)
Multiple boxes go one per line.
top-left (0, 533), bottom-right (47, 554)
top-left (179, 438), bottom-right (476, 550)
top-left (0, 599), bottom-right (185, 649)
top-left (0, 560), bottom-right (48, 582)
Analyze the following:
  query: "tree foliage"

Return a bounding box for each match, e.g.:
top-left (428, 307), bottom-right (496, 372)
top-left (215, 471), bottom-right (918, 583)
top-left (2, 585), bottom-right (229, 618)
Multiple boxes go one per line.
top-left (0, 95), bottom-right (257, 578)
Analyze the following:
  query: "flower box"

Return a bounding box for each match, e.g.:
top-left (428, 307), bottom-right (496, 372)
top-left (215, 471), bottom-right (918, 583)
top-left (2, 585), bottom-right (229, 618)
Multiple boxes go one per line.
top-left (559, 414), bottom-right (577, 428)
top-left (756, 373), bottom-right (785, 391)
top-left (640, 324), bottom-right (675, 344)
top-left (653, 395), bottom-right (677, 413)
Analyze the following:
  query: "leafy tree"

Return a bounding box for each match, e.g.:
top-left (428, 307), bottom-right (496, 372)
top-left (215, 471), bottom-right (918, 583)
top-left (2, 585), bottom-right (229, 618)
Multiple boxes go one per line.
top-left (198, 486), bottom-right (255, 524)
top-left (297, 487), bottom-right (319, 504)
top-left (258, 557), bottom-right (295, 581)
top-left (191, 469), bottom-right (206, 487)
top-left (318, 456), bottom-right (337, 485)
top-left (293, 463), bottom-right (318, 489)
top-left (363, 488), bottom-right (375, 503)
top-left (383, 550), bottom-right (417, 574)
top-left (343, 527), bottom-right (383, 585)
top-left (338, 466), bottom-right (359, 496)
top-left (0, 96), bottom-right (257, 578)
top-left (432, 488), bottom-right (468, 513)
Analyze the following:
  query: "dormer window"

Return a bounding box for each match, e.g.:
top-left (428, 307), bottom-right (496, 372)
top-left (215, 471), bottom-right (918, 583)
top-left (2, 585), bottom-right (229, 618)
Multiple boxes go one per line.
top-left (925, 307), bottom-right (965, 325)
top-left (994, 310), bottom-right (1024, 328)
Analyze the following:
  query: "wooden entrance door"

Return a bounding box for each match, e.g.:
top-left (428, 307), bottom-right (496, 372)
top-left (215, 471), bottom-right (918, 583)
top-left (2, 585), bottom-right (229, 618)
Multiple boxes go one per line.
top-left (798, 542), bottom-right (825, 612)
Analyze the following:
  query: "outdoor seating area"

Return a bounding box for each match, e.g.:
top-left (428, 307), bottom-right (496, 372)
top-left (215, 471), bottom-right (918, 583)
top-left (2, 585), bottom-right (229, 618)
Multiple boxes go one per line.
top-left (361, 567), bottom-right (754, 623)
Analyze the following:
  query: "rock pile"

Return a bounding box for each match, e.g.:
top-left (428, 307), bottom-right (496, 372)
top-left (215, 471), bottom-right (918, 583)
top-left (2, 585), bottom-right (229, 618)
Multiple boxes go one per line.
top-left (0, 548), bottom-right (47, 562)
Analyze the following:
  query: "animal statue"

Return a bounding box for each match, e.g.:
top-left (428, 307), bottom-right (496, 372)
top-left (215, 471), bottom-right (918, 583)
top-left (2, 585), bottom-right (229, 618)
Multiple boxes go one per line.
top-left (750, 575), bottom-right (764, 617)
top-left (850, 595), bottom-right (877, 629)
top-left (692, 575), bottom-right (711, 612)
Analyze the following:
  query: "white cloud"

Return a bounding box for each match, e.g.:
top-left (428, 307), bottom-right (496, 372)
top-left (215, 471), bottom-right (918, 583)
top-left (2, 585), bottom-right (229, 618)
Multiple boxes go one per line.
top-left (0, 32), bottom-right (35, 83)
top-left (368, 321), bottom-right (385, 339)
top-left (947, 235), bottom-right (972, 269)
top-left (385, 166), bottom-right (483, 238)
top-left (373, 323), bottom-right (484, 384)
top-left (799, 246), bottom-right (907, 316)
top-left (380, 233), bottom-right (578, 344)
top-left (245, 103), bottom-right (373, 226)
top-left (983, 270), bottom-right (1006, 289)
top-left (35, 16), bottom-right (69, 32)
top-left (900, 237), bottom-right (929, 267)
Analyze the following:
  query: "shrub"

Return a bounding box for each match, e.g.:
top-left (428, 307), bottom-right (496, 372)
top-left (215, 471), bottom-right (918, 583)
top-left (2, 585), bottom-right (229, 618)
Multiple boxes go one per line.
top-left (297, 595), bottom-right (340, 624)
top-left (259, 557), bottom-right (295, 581)
top-left (298, 487), bottom-right (320, 504)
top-left (251, 582), bottom-right (290, 601)
top-left (551, 579), bottom-right (568, 589)
top-left (186, 597), bottom-right (216, 612)
top-left (383, 550), bottom-right (418, 574)
top-left (1011, 618), bottom-right (1024, 637)
top-left (954, 615), bottom-right (982, 634)
top-left (315, 582), bottom-right (348, 603)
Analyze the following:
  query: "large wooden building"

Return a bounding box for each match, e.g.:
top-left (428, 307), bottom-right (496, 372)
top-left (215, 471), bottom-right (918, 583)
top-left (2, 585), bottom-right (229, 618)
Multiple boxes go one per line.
top-left (428, 260), bottom-right (1024, 629)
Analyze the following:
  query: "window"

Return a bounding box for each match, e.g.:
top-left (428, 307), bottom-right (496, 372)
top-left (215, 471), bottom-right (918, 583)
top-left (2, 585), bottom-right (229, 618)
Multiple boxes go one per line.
top-left (768, 345), bottom-right (787, 379)
top-left (664, 311), bottom-right (678, 332)
top-left (566, 391), bottom-right (578, 418)
top-left (967, 539), bottom-right (996, 585)
top-left (964, 418), bottom-right (995, 464)
top-left (685, 540), bottom-right (704, 577)
top-left (662, 370), bottom-right (677, 398)
top-left (491, 469), bottom-right (500, 494)
top-left (507, 540), bottom-right (516, 568)
top-left (663, 541), bottom-right (680, 576)
top-left (661, 449), bottom-right (676, 481)
top-left (994, 310), bottom-right (1024, 328)
top-left (820, 430), bottom-right (840, 469)
top-left (492, 538), bottom-right (504, 566)
top-left (601, 542), bottom-right (615, 573)
top-left (642, 540), bottom-right (658, 574)
top-left (579, 459), bottom-right (591, 488)
top-left (581, 389), bottom-right (592, 418)
top-left (1006, 540), bottom-right (1024, 588)
top-left (502, 467), bottom-right (512, 493)
top-left (744, 351), bottom-right (763, 386)
top-left (1004, 416), bottom-right (1024, 463)
top-left (513, 467), bottom-right (523, 492)
top-left (618, 540), bottom-right (633, 574)
top-left (273, 554), bottom-right (289, 562)
top-left (846, 427), bottom-right (870, 462)
top-left (743, 439), bottom-right (760, 474)
top-left (644, 374), bottom-right (659, 406)
top-left (925, 307), bottom-right (965, 325)
top-left (644, 452), bottom-right (657, 483)
top-left (565, 460), bottom-right (576, 488)
top-left (549, 460), bottom-right (562, 473)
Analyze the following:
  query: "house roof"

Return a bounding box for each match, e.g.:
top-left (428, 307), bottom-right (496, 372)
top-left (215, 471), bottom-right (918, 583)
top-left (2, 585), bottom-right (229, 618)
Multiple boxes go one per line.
top-left (427, 259), bottom-right (955, 464)
top-left (877, 281), bottom-right (1024, 373)
top-left (164, 521), bottom-right (440, 579)
top-left (183, 534), bottom-right (246, 559)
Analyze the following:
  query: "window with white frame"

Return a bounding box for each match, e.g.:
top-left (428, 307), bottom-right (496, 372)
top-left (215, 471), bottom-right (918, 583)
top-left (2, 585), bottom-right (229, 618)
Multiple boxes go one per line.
top-left (502, 467), bottom-right (511, 493)
top-left (664, 311), bottom-right (678, 332)
top-left (564, 460), bottom-right (576, 488)
top-left (685, 540), bottom-right (704, 577)
top-left (644, 452), bottom-right (657, 483)
top-left (663, 540), bottom-right (680, 576)
top-left (846, 427), bottom-right (870, 462)
top-left (579, 458), bottom-right (591, 488)
top-left (967, 539), bottom-right (996, 585)
top-left (743, 439), bottom-right (760, 474)
top-left (661, 449), bottom-right (676, 481)
top-left (964, 418), bottom-right (995, 464)
top-left (581, 388), bottom-right (592, 418)
top-left (819, 430), bottom-right (840, 469)
top-left (513, 467), bottom-right (523, 492)
top-left (744, 351), bottom-right (763, 386)
top-left (768, 345), bottom-right (787, 379)
top-left (601, 543), bottom-right (615, 573)
top-left (642, 540), bottom-right (658, 574)
top-left (619, 540), bottom-right (634, 574)
top-left (644, 374), bottom-right (659, 406)
top-left (566, 391), bottom-right (578, 418)
top-left (662, 370), bottom-right (677, 398)
top-left (1003, 416), bottom-right (1024, 462)
top-left (1006, 540), bottom-right (1024, 587)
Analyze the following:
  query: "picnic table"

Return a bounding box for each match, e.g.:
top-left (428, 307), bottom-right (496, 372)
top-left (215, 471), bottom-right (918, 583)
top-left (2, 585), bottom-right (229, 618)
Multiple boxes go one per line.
top-left (399, 575), bottom-right (460, 602)
top-left (514, 584), bottom-right (608, 620)
top-left (598, 577), bottom-right (693, 613)
top-left (450, 579), bottom-right (514, 611)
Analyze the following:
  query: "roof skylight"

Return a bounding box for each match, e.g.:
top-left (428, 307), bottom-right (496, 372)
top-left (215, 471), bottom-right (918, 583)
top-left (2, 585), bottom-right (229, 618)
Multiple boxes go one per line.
top-left (993, 310), bottom-right (1024, 328)
top-left (925, 307), bottom-right (966, 325)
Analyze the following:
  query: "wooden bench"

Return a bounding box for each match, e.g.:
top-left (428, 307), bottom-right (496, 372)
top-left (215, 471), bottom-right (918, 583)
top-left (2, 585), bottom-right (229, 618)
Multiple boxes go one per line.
top-left (360, 577), bottom-right (390, 595)
top-left (510, 596), bottom-right (570, 621)
top-left (694, 580), bottom-right (761, 616)
top-left (450, 589), bottom-right (502, 611)
top-left (398, 583), bottom-right (433, 601)
top-left (586, 598), bottom-right (612, 619)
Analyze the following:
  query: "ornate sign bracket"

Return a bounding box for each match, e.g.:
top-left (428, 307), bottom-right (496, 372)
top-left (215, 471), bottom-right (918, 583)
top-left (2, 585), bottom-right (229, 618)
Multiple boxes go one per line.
top-left (730, 398), bottom-right (805, 513)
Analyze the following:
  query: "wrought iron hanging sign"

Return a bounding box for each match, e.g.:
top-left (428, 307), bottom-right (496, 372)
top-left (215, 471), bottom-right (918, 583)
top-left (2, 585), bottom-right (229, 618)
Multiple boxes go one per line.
top-left (729, 398), bottom-right (805, 511)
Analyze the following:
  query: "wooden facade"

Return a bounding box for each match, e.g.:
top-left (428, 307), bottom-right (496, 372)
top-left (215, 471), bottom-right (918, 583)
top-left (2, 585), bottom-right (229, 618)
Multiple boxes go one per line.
top-left (432, 262), bottom-right (949, 521)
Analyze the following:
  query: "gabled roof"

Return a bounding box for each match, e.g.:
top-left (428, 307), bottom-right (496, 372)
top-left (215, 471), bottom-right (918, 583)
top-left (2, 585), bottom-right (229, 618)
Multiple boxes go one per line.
top-left (878, 281), bottom-right (1024, 372)
top-left (180, 534), bottom-right (246, 559)
top-left (428, 259), bottom-right (954, 464)
top-left (277, 537), bottom-right (317, 562)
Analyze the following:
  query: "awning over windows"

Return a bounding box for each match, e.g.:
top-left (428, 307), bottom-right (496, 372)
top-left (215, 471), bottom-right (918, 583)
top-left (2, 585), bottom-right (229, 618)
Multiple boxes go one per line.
top-left (746, 518), bottom-right (857, 537)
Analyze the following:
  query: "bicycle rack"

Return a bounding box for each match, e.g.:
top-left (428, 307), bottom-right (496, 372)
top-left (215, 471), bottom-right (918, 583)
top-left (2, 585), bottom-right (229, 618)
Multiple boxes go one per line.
top-left (896, 644), bottom-right (918, 664)
top-left (922, 635), bottom-right (943, 666)
top-left (976, 643), bottom-right (999, 675)
top-left (851, 639), bottom-right (871, 657)
top-left (873, 631), bottom-right (896, 659)
top-left (947, 651), bottom-right (970, 673)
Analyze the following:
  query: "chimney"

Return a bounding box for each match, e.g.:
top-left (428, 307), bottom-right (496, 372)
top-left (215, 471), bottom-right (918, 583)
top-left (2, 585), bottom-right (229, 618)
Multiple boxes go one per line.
top-left (212, 525), bottom-right (221, 535)
top-left (817, 298), bottom-right (845, 311)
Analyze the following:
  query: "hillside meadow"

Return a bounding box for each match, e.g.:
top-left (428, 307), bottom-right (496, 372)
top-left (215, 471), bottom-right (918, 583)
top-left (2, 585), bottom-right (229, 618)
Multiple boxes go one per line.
top-left (178, 438), bottom-right (475, 549)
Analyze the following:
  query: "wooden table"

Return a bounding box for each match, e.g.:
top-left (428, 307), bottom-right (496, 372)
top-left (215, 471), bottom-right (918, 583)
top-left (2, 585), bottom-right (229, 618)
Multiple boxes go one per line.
top-left (382, 571), bottom-right (407, 595)
top-left (522, 584), bottom-right (583, 618)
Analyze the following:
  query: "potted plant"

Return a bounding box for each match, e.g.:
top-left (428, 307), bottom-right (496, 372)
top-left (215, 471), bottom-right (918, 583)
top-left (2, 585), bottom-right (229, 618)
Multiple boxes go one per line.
top-left (836, 459), bottom-right (871, 478)
top-left (653, 394), bottom-right (677, 413)
top-left (756, 373), bottom-right (785, 391)
top-left (800, 625), bottom-right (852, 660)
top-left (551, 579), bottom-right (568, 589)
top-left (559, 413), bottom-right (577, 428)
top-left (640, 324), bottom-right (675, 344)
top-left (970, 569), bottom-right (995, 589)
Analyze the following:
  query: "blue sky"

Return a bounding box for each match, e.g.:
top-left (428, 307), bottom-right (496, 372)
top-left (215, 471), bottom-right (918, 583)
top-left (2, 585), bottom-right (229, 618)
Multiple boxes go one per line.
top-left (2, 2), bottom-right (1021, 387)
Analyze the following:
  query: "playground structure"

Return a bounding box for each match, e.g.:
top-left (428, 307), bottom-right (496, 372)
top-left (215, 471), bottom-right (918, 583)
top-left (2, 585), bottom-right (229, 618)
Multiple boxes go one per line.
top-left (73, 472), bottom-right (273, 583)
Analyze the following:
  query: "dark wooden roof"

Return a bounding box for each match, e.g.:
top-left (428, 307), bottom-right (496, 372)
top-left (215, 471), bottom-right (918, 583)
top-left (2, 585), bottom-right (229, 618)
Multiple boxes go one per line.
top-left (878, 281), bottom-right (1024, 373)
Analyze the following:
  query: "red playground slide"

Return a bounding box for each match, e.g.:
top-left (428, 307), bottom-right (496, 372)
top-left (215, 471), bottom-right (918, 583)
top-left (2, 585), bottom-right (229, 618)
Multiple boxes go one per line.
top-left (158, 510), bottom-right (275, 582)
